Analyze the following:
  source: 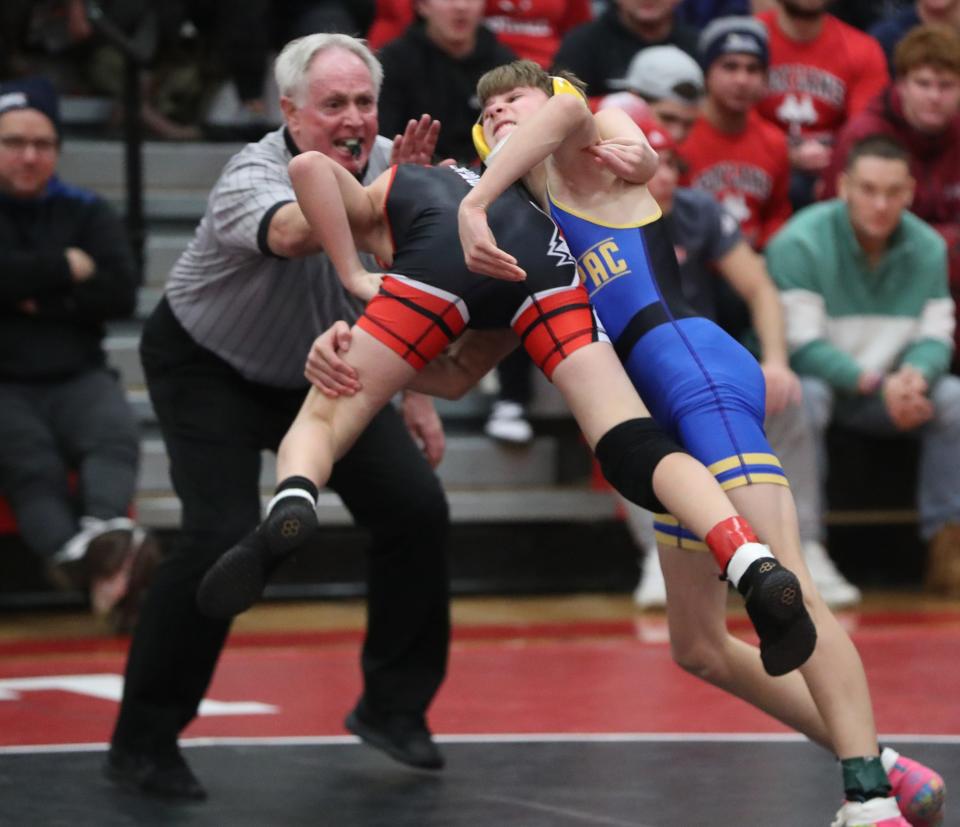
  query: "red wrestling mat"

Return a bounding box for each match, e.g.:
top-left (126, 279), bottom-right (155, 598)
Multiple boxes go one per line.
top-left (2, 610), bottom-right (960, 748)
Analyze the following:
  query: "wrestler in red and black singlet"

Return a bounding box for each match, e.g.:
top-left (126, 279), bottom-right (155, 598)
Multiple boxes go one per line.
top-left (359, 163), bottom-right (601, 378)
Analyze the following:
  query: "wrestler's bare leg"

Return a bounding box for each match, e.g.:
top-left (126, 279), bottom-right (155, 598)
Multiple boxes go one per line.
top-left (197, 328), bottom-right (415, 618)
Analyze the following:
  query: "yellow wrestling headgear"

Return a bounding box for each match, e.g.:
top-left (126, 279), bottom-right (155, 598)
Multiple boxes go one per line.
top-left (472, 76), bottom-right (586, 162)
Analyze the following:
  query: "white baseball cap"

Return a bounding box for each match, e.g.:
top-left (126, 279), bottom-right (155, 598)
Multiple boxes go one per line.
top-left (608, 45), bottom-right (704, 103)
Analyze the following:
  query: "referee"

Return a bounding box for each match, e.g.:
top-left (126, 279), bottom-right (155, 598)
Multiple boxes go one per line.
top-left (104, 34), bottom-right (451, 800)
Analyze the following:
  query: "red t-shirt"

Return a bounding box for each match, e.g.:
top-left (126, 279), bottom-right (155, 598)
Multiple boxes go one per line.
top-left (755, 10), bottom-right (889, 143)
top-left (680, 110), bottom-right (792, 250)
top-left (367, 0), bottom-right (411, 50)
top-left (368, 0), bottom-right (592, 66)
top-left (484, 0), bottom-right (592, 68)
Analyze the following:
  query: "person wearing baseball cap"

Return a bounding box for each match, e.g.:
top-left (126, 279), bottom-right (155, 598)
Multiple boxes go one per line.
top-left (603, 45), bottom-right (705, 143)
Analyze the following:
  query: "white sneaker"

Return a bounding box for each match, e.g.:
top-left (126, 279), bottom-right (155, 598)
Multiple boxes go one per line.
top-left (804, 540), bottom-right (862, 608)
top-left (48, 515), bottom-right (135, 593)
top-left (52, 515), bottom-right (110, 566)
top-left (633, 546), bottom-right (666, 609)
top-left (484, 401), bottom-right (533, 444)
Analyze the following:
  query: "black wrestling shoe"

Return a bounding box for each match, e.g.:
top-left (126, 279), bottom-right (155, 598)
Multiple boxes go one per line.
top-left (346, 704), bottom-right (444, 771)
top-left (103, 745), bottom-right (207, 802)
top-left (737, 557), bottom-right (817, 677)
top-left (196, 498), bottom-right (319, 619)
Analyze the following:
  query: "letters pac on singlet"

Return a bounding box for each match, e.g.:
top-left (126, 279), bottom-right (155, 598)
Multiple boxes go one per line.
top-left (577, 238), bottom-right (632, 293)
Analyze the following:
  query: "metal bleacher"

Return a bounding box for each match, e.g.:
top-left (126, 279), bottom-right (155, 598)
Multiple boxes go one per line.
top-left (56, 139), bottom-right (617, 537)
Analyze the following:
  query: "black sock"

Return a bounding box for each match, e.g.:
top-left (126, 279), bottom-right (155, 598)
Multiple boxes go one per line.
top-left (268, 476), bottom-right (318, 516)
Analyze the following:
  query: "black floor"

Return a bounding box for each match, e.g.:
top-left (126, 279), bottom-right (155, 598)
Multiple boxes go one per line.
top-left (3, 739), bottom-right (954, 826)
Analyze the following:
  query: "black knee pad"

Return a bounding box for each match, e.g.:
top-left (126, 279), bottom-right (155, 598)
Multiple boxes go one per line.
top-left (594, 418), bottom-right (684, 512)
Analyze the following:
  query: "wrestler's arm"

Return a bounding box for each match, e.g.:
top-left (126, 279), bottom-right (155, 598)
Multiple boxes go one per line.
top-left (305, 322), bottom-right (519, 401)
top-left (458, 95), bottom-right (595, 280)
top-left (288, 151), bottom-right (389, 302)
top-left (463, 93), bottom-right (594, 211)
top-left (587, 107), bottom-right (659, 185)
top-left (409, 330), bottom-right (520, 399)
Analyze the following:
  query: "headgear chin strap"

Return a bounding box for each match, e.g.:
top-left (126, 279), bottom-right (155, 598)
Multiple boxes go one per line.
top-left (472, 76), bottom-right (586, 162)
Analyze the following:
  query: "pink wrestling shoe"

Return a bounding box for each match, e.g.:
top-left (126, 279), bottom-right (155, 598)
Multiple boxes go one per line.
top-left (885, 749), bottom-right (945, 827)
top-left (832, 797), bottom-right (910, 826)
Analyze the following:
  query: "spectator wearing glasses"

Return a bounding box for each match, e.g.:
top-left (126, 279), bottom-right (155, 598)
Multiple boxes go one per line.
top-left (0, 76), bottom-right (158, 633)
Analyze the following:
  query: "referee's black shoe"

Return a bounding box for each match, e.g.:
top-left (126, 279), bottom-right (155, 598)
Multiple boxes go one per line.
top-left (346, 702), bottom-right (444, 770)
top-left (103, 744), bottom-right (207, 802)
top-left (197, 498), bottom-right (319, 619)
top-left (737, 557), bottom-right (817, 676)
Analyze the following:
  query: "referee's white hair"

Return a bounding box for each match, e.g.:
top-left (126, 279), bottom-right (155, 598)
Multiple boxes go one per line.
top-left (274, 33), bottom-right (384, 106)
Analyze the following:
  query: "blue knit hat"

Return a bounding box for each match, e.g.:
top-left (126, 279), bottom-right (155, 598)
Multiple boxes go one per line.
top-left (0, 76), bottom-right (62, 137)
top-left (698, 16), bottom-right (769, 71)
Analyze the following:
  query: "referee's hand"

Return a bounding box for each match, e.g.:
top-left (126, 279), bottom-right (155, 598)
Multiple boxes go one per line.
top-left (391, 114), bottom-right (442, 167)
top-left (402, 391), bottom-right (446, 467)
top-left (305, 321), bottom-right (359, 397)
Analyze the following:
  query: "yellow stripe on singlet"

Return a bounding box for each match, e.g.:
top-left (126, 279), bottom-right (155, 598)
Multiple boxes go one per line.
top-left (653, 529), bottom-right (709, 552)
top-left (707, 453), bottom-right (783, 475)
top-left (719, 474), bottom-right (791, 491)
top-left (546, 187), bottom-right (662, 230)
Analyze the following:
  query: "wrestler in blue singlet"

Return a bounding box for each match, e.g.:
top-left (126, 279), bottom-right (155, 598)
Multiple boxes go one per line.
top-left (547, 191), bottom-right (789, 549)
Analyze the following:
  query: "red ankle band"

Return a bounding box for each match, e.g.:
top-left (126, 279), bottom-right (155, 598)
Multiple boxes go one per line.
top-left (705, 516), bottom-right (759, 571)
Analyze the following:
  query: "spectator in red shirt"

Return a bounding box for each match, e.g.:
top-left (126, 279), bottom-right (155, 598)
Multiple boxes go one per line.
top-left (368, 0), bottom-right (592, 67)
top-left (367, 0), bottom-right (413, 49)
top-left (755, 0), bottom-right (890, 208)
top-left (680, 16), bottom-right (792, 251)
top-left (821, 24), bottom-right (960, 370)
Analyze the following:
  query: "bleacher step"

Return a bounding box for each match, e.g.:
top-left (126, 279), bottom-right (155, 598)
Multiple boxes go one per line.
top-left (144, 234), bottom-right (193, 286)
top-left (134, 486), bottom-right (618, 530)
top-left (138, 435), bottom-right (559, 493)
top-left (59, 140), bottom-right (242, 192)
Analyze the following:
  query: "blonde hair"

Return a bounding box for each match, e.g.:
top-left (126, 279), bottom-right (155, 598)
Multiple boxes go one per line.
top-left (274, 33), bottom-right (383, 105)
top-left (476, 60), bottom-right (587, 107)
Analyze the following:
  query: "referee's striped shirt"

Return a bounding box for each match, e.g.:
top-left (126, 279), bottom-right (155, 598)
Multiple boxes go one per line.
top-left (166, 127), bottom-right (392, 389)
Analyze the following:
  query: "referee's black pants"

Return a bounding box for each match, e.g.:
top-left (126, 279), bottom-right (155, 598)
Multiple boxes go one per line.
top-left (111, 299), bottom-right (450, 754)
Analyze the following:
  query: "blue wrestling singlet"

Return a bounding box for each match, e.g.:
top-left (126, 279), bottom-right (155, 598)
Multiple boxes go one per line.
top-left (547, 190), bottom-right (789, 550)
